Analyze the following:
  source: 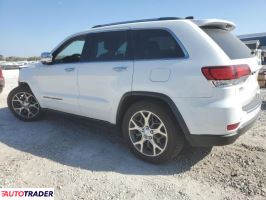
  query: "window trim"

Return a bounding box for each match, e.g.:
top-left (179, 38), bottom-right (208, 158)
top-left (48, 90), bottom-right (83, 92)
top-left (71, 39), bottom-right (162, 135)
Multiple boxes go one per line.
top-left (130, 28), bottom-right (189, 61)
top-left (51, 28), bottom-right (188, 64)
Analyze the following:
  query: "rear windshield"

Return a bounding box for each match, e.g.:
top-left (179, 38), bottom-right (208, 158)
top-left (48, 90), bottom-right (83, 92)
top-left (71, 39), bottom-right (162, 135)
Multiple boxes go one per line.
top-left (203, 28), bottom-right (254, 59)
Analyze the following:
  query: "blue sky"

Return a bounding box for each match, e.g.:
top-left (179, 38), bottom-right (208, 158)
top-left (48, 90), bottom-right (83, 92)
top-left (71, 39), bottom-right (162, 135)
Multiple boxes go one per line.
top-left (0, 0), bottom-right (265, 57)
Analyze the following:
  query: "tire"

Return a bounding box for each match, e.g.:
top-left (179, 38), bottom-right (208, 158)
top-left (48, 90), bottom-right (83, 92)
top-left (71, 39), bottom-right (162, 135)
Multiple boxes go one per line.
top-left (7, 85), bottom-right (43, 121)
top-left (122, 101), bottom-right (184, 164)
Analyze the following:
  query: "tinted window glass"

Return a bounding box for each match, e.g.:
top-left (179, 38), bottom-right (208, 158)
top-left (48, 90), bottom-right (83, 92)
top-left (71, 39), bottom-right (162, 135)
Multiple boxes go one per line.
top-left (132, 29), bottom-right (185, 59)
top-left (54, 38), bottom-right (85, 64)
top-left (86, 31), bottom-right (130, 61)
top-left (204, 29), bottom-right (253, 59)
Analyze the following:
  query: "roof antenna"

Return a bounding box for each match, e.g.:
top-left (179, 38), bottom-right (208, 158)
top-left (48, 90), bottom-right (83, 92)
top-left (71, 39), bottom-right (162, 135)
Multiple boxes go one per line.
top-left (185, 16), bottom-right (194, 19)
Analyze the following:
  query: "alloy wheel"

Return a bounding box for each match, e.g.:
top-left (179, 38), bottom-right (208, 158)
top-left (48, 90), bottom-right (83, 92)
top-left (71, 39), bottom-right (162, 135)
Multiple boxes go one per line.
top-left (12, 92), bottom-right (40, 119)
top-left (128, 110), bottom-right (168, 157)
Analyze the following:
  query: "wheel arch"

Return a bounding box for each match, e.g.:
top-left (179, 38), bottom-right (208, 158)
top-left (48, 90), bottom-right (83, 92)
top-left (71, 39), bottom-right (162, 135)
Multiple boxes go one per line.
top-left (18, 82), bottom-right (31, 89)
top-left (18, 81), bottom-right (43, 108)
top-left (18, 67), bottom-right (40, 100)
top-left (116, 91), bottom-right (192, 141)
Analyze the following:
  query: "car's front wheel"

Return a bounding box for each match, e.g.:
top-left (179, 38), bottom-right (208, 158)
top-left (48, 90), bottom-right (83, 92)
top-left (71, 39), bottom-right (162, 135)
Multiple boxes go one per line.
top-left (7, 85), bottom-right (43, 121)
top-left (122, 101), bottom-right (184, 163)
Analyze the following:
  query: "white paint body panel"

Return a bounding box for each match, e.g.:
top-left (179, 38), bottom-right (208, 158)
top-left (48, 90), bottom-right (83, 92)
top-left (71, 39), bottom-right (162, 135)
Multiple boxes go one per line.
top-left (20, 63), bottom-right (80, 114)
top-left (77, 61), bottom-right (133, 122)
top-left (19, 19), bottom-right (261, 137)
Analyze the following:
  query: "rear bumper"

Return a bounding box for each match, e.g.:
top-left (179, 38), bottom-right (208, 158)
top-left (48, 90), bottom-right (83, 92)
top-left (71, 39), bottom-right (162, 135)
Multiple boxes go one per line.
top-left (188, 106), bottom-right (261, 147)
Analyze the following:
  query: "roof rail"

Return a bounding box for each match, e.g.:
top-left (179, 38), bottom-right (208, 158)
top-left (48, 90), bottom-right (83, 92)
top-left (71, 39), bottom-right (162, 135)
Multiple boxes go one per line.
top-left (92, 17), bottom-right (184, 28)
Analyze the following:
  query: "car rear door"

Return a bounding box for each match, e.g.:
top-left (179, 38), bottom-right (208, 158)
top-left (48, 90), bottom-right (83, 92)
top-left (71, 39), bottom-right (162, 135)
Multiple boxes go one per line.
top-left (77, 29), bottom-right (133, 123)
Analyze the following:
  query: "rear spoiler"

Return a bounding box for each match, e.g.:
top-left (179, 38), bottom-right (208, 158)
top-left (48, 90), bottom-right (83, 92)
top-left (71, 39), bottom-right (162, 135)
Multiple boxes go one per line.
top-left (192, 19), bottom-right (236, 31)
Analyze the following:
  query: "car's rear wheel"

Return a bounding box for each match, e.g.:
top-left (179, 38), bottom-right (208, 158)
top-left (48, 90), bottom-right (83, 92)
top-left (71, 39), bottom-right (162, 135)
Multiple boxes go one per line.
top-left (122, 101), bottom-right (184, 163)
top-left (7, 85), bottom-right (42, 121)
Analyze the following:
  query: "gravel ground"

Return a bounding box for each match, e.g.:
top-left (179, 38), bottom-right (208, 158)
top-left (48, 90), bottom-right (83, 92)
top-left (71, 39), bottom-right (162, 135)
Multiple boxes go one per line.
top-left (0, 70), bottom-right (265, 200)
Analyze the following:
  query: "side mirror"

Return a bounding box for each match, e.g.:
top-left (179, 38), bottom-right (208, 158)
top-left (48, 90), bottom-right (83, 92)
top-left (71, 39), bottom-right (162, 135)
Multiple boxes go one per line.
top-left (41, 52), bottom-right (53, 64)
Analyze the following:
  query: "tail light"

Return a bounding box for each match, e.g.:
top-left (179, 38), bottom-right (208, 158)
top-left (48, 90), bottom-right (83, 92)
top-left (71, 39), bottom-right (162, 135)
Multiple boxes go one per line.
top-left (0, 69), bottom-right (3, 81)
top-left (201, 64), bottom-right (251, 87)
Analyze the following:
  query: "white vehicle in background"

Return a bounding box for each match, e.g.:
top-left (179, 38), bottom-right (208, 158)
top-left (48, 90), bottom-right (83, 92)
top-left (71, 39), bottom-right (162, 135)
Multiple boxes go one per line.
top-left (241, 40), bottom-right (262, 65)
top-left (7, 17), bottom-right (262, 163)
top-left (0, 61), bottom-right (22, 70)
top-left (239, 33), bottom-right (266, 87)
top-left (239, 32), bottom-right (266, 66)
top-left (0, 61), bottom-right (39, 70)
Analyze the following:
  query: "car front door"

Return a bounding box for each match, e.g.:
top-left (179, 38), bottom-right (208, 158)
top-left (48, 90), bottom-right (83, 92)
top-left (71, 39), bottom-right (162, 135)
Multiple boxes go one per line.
top-left (77, 29), bottom-right (133, 123)
top-left (36, 35), bottom-right (86, 114)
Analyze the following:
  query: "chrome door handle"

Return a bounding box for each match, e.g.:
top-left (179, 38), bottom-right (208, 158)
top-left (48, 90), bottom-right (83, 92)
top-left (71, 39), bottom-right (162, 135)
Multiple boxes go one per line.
top-left (113, 66), bottom-right (128, 72)
top-left (64, 67), bottom-right (75, 72)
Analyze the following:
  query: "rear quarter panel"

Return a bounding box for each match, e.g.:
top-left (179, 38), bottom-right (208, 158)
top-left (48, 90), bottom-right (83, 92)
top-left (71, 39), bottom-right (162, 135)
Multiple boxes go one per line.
top-left (131, 20), bottom-right (231, 98)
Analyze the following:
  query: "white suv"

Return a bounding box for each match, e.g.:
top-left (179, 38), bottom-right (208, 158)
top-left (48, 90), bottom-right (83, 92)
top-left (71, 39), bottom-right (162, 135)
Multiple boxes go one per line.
top-left (7, 17), bottom-right (262, 163)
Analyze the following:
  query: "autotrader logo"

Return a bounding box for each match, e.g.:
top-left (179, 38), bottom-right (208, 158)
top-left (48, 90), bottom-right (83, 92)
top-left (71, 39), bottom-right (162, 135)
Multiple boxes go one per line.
top-left (0, 188), bottom-right (54, 199)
